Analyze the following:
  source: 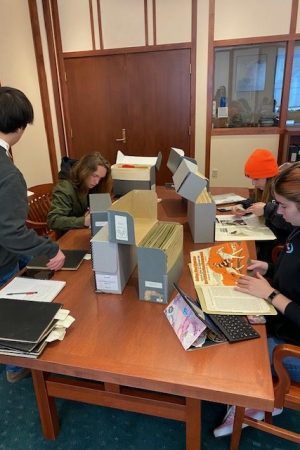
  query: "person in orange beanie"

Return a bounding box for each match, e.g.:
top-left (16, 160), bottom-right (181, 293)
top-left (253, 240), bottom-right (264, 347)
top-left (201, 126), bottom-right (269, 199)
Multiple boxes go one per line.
top-left (232, 148), bottom-right (293, 262)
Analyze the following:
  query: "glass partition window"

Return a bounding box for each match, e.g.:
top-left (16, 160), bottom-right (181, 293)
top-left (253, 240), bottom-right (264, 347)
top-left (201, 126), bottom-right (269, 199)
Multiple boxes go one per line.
top-left (213, 43), bottom-right (286, 128)
top-left (287, 42), bottom-right (300, 125)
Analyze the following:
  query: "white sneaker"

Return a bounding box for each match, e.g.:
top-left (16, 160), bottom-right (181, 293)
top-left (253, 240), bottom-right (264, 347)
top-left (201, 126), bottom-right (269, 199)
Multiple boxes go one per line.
top-left (213, 405), bottom-right (265, 438)
top-left (272, 407), bottom-right (283, 416)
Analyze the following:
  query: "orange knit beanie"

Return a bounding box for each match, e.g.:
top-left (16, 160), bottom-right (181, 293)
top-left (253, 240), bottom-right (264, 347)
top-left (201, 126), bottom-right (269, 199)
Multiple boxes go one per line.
top-left (244, 149), bottom-right (279, 178)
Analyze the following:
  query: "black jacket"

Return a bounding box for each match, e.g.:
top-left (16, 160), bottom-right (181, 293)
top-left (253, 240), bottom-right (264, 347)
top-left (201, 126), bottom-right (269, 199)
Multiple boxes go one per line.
top-left (241, 197), bottom-right (293, 262)
top-left (266, 228), bottom-right (300, 345)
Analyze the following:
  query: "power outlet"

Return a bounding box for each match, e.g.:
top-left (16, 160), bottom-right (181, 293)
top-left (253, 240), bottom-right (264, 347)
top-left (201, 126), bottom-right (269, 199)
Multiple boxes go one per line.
top-left (212, 169), bottom-right (218, 178)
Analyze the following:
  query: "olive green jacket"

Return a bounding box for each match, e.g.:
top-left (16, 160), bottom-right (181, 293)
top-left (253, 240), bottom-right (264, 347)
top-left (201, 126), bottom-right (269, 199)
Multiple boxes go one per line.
top-left (47, 179), bottom-right (88, 235)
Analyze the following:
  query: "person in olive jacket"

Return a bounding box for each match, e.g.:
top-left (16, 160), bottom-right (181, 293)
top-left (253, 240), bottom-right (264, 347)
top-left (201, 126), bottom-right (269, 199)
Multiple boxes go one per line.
top-left (48, 152), bottom-right (112, 237)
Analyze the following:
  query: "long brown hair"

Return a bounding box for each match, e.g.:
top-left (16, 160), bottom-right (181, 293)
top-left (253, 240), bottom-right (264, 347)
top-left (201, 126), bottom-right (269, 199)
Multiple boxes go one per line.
top-left (273, 162), bottom-right (300, 207)
top-left (254, 177), bottom-right (274, 203)
top-left (70, 152), bottom-right (112, 196)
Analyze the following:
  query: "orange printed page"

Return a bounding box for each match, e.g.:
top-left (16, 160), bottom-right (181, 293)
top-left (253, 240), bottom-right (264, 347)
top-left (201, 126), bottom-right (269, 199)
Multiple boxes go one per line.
top-left (190, 242), bottom-right (249, 286)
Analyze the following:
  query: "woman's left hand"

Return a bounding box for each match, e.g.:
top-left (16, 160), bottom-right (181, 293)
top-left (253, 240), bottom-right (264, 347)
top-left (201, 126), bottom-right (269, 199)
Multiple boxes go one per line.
top-left (235, 272), bottom-right (273, 299)
top-left (246, 202), bottom-right (266, 216)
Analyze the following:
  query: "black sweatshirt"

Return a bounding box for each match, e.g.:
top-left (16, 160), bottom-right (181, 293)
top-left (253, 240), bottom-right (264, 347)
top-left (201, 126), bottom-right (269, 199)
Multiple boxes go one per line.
top-left (0, 146), bottom-right (58, 278)
top-left (241, 197), bottom-right (293, 262)
top-left (266, 228), bottom-right (300, 345)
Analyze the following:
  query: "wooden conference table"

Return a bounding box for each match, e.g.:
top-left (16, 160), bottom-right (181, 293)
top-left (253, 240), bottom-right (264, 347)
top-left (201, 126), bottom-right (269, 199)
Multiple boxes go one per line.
top-left (0, 187), bottom-right (274, 450)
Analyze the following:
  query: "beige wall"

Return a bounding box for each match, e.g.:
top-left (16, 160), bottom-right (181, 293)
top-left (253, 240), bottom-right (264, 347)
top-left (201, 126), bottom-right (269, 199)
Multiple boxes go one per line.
top-left (214, 0), bottom-right (292, 40)
top-left (1, 0), bottom-right (300, 188)
top-left (0, 0), bottom-right (53, 187)
top-left (210, 135), bottom-right (280, 188)
top-left (210, 0), bottom-right (294, 187)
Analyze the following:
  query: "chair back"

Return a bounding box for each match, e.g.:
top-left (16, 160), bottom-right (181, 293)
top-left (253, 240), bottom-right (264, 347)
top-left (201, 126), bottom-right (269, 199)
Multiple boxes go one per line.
top-left (26, 183), bottom-right (56, 239)
top-left (230, 343), bottom-right (300, 449)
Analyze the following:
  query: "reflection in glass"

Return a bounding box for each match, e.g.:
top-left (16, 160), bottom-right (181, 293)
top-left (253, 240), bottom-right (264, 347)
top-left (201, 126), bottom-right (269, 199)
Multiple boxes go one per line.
top-left (287, 42), bottom-right (300, 125)
top-left (213, 43), bottom-right (286, 128)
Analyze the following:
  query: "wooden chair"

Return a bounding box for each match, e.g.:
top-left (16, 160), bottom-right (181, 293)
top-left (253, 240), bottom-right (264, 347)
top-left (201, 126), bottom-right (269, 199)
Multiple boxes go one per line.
top-left (26, 183), bottom-right (57, 240)
top-left (230, 343), bottom-right (300, 449)
top-left (271, 244), bottom-right (284, 264)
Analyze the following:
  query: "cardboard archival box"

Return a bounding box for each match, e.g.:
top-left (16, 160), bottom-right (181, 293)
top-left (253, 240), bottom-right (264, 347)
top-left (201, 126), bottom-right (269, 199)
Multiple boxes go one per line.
top-left (89, 193), bottom-right (112, 236)
top-left (167, 147), bottom-right (198, 175)
top-left (111, 150), bottom-right (162, 196)
top-left (172, 158), bottom-right (208, 202)
top-left (91, 224), bottom-right (137, 294)
top-left (173, 158), bottom-right (216, 243)
top-left (107, 190), bottom-right (183, 303)
top-left (188, 194), bottom-right (216, 243)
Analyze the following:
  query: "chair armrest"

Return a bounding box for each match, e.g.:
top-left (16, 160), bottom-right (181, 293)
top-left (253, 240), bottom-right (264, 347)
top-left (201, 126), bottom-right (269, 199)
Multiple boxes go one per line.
top-left (272, 344), bottom-right (300, 407)
top-left (26, 219), bottom-right (47, 229)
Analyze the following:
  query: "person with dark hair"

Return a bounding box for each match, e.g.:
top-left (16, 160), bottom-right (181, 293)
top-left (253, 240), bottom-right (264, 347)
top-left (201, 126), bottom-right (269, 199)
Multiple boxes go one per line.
top-left (232, 148), bottom-right (293, 262)
top-left (47, 152), bottom-right (112, 237)
top-left (214, 162), bottom-right (300, 438)
top-left (0, 86), bottom-right (65, 382)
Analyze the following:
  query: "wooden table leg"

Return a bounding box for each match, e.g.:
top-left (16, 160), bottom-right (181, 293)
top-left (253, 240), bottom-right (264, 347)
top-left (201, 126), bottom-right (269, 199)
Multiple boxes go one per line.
top-left (230, 406), bottom-right (245, 450)
top-left (31, 370), bottom-right (60, 439)
top-left (186, 398), bottom-right (201, 450)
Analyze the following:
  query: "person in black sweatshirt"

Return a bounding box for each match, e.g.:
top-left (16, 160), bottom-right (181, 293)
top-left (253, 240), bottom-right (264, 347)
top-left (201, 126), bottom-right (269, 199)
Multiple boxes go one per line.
top-left (214, 162), bottom-right (300, 438)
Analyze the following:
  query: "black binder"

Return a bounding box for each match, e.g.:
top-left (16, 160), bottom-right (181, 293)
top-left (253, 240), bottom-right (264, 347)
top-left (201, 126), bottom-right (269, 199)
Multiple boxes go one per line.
top-left (27, 249), bottom-right (86, 271)
top-left (0, 298), bottom-right (62, 343)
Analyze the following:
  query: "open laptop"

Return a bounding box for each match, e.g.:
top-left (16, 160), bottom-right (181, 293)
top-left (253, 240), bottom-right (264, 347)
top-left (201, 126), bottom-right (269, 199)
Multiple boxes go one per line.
top-left (173, 284), bottom-right (260, 343)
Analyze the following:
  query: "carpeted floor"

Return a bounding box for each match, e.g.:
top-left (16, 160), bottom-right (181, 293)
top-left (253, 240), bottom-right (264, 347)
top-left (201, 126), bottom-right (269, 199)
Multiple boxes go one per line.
top-left (0, 365), bottom-right (299, 450)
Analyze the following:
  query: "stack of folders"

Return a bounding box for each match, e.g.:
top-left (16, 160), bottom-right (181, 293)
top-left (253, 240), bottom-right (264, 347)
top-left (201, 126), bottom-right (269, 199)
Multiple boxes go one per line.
top-left (139, 222), bottom-right (181, 269)
top-left (137, 221), bottom-right (183, 303)
top-left (196, 188), bottom-right (213, 204)
top-left (0, 278), bottom-right (75, 358)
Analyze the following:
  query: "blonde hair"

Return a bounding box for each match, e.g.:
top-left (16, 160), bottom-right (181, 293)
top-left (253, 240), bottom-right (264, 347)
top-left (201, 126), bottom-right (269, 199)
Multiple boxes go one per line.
top-left (70, 152), bottom-right (112, 196)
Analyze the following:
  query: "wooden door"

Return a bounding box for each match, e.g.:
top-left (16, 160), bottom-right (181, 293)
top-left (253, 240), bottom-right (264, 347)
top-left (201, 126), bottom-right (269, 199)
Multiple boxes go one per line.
top-left (64, 54), bottom-right (127, 161)
top-left (64, 49), bottom-right (191, 184)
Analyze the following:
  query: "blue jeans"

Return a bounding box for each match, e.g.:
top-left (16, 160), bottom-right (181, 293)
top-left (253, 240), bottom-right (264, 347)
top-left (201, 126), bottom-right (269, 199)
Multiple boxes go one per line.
top-left (0, 263), bottom-right (19, 287)
top-left (268, 336), bottom-right (300, 382)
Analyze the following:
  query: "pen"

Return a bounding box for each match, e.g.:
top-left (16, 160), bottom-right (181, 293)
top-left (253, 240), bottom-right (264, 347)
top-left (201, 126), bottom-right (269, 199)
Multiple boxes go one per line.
top-left (6, 291), bottom-right (38, 295)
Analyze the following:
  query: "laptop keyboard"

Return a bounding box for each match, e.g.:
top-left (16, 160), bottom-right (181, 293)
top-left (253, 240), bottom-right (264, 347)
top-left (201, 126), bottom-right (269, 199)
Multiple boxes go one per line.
top-left (209, 314), bottom-right (260, 342)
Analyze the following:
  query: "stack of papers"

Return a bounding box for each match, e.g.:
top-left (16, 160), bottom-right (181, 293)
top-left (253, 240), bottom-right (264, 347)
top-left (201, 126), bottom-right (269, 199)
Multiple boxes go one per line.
top-left (189, 242), bottom-right (277, 315)
top-left (212, 193), bottom-right (246, 205)
top-left (196, 188), bottom-right (213, 204)
top-left (0, 277), bottom-right (66, 302)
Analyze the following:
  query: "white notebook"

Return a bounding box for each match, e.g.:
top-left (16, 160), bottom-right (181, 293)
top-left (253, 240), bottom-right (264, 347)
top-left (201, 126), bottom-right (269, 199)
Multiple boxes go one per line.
top-left (0, 277), bottom-right (66, 302)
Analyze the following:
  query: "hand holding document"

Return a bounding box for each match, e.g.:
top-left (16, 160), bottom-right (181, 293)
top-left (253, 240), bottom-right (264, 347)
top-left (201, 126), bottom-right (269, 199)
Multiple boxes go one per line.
top-left (189, 242), bottom-right (277, 315)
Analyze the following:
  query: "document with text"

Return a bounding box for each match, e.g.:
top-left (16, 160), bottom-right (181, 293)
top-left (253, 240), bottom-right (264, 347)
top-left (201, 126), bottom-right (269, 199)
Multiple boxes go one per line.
top-left (189, 242), bottom-right (276, 315)
top-left (215, 214), bottom-right (276, 241)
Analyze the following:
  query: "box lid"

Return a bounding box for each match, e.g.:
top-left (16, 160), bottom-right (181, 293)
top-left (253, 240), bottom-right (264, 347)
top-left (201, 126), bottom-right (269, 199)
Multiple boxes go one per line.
top-left (167, 147), bottom-right (197, 174)
top-left (115, 150), bottom-right (162, 171)
top-left (108, 190), bottom-right (158, 245)
top-left (89, 193), bottom-right (112, 212)
top-left (173, 158), bottom-right (208, 202)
